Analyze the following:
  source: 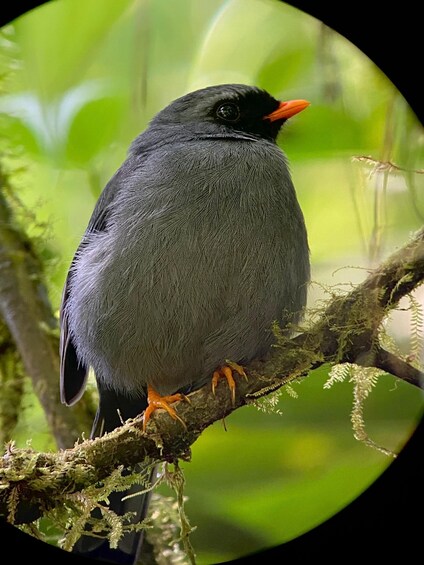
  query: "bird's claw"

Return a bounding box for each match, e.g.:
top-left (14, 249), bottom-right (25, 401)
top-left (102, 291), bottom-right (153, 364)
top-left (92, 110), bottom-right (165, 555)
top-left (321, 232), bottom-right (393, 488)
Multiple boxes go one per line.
top-left (143, 386), bottom-right (188, 431)
top-left (211, 361), bottom-right (247, 406)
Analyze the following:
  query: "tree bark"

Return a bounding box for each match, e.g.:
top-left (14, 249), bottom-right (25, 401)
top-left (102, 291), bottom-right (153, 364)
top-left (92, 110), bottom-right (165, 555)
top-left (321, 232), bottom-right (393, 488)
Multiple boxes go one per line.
top-left (0, 172), bottom-right (95, 449)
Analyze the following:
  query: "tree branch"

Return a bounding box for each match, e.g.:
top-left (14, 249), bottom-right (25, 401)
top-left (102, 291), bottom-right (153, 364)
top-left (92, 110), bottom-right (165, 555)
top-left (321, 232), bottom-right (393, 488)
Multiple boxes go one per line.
top-left (1, 227), bottom-right (423, 523)
top-left (0, 166), bottom-right (96, 449)
top-left (362, 346), bottom-right (422, 387)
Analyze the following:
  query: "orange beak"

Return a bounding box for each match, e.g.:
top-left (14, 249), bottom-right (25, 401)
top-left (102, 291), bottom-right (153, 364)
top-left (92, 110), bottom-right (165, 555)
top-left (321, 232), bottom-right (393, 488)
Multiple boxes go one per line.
top-left (265, 99), bottom-right (310, 122)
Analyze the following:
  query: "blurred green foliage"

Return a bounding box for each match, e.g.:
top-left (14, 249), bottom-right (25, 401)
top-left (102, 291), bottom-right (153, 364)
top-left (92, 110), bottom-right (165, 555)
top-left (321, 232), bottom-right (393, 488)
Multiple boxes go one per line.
top-left (0, 0), bottom-right (423, 563)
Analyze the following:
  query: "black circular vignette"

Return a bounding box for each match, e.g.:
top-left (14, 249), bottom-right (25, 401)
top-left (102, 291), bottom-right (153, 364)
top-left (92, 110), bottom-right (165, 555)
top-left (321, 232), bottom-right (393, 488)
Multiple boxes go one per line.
top-left (0, 1), bottom-right (49, 27)
top-left (222, 417), bottom-right (424, 563)
top-left (285, 1), bottom-right (422, 124)
top-left (0, 1), bottom-right (422, 564)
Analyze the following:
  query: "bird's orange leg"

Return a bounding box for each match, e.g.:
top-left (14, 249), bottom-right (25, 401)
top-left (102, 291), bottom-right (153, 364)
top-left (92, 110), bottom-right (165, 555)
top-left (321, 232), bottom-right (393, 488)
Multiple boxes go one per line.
top-left (143, 385), bottom-right (189, 431)
top-left (211, 360), bottom-right (247, 406)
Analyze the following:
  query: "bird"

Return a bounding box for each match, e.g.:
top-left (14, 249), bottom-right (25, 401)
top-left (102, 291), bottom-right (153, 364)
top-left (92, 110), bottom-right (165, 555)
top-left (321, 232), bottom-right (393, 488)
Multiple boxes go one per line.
top-left (60, 83), bottom-right (310, 564)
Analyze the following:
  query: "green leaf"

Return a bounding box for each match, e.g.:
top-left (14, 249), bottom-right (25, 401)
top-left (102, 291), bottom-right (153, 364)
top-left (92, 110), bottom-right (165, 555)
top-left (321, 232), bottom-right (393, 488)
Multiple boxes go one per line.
top-left (13, 0), bottom-right (133, 99)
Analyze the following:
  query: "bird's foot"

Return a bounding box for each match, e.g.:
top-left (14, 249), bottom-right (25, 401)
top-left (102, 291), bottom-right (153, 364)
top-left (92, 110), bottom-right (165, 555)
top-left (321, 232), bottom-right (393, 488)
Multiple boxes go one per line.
top-left (143, 385), bottom-right (189, 431)
top-left (211, 361), bottom-right (247, 406)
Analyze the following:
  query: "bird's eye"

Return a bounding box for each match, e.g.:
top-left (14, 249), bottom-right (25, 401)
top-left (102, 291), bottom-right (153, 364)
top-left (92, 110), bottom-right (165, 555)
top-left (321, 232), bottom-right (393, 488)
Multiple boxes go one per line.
top-left (215, 103), bottom-right (240, 122)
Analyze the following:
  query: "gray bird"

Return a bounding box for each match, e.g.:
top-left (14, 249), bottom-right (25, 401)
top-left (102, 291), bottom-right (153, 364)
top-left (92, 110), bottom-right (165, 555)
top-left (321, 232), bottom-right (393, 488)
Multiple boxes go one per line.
top-left (60, 83), bottom-right (310, 564)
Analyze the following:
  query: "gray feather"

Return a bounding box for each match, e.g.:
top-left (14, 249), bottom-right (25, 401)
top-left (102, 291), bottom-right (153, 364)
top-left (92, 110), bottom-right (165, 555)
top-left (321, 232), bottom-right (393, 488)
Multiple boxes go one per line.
top-left (64, 94), bottom-right (309, 398)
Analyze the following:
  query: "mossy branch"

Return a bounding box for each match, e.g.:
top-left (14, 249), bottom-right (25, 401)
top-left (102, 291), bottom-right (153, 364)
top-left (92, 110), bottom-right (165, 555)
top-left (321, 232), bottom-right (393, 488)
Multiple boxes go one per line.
top-left (1, 227), bottom-right (423, 524)
top-left (0, 162), bottom-right (96, 448)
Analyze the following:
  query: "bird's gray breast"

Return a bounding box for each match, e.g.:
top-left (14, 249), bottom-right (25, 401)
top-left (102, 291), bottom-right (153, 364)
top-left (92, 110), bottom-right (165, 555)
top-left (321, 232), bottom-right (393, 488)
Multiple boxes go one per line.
top-left (67, 139), bottom-right (309, 396)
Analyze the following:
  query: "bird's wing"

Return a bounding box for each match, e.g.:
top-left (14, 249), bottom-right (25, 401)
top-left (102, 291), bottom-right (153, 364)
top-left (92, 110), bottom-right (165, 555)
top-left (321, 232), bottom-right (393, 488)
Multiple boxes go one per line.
top-left (59, 170), bottom-right (122, 406)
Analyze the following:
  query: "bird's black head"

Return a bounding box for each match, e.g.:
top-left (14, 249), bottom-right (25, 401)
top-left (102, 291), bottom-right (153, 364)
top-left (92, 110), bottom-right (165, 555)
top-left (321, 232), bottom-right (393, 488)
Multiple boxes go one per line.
top-left (148, 84), bottom-right (309, 143)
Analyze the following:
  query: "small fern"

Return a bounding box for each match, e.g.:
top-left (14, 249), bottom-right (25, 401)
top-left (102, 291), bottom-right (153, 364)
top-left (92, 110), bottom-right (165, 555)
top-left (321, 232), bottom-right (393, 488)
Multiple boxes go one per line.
top-left (325, 363), bottom-right (352, 388)
top-left (408, 293), bottom-right (424, 364)
top-left (101, 506), bottom-right (124, 549)
top-left (252, 389), bottom-right (284, 415)
top-left (378, 317), bottom-right (404, 359)
top-left (165, 462), bottom-right (196, 565)
top-left (349, 365), bottom-right (395, 457)
top-left (325, 363), bottom-right (395, 457)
